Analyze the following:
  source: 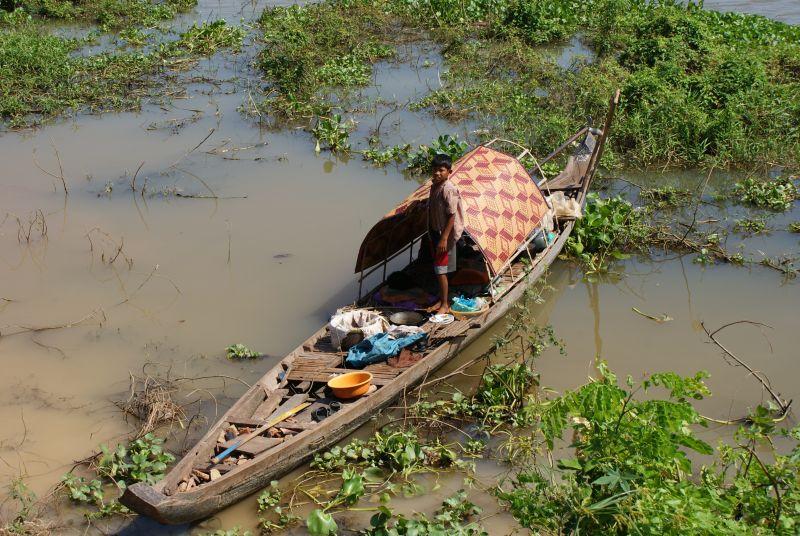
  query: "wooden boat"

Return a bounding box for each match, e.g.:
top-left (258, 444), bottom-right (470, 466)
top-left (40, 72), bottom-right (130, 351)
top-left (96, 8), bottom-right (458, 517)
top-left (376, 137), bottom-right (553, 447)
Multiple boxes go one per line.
top-left (121, 92), bottom-right (619, 524)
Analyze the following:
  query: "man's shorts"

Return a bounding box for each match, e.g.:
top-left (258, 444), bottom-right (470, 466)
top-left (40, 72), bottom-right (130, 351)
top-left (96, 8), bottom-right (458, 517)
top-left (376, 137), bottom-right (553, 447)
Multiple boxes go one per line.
top-left (433, 243), bottom-right (457, 275)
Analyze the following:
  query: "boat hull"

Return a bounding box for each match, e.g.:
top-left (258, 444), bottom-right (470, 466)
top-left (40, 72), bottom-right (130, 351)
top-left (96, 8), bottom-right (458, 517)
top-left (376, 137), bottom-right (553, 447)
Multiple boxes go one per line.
top-left (120, 223), bottom-right (574, 524)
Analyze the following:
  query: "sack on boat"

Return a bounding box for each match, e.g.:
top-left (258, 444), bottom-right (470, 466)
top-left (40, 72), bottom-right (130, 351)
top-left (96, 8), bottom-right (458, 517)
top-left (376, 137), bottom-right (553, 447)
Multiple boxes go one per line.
top-left (329, 310), bottom-right (389, 351)
top-left (345, 331), bottom-right (427, 369)
top-left (547, 191), bottom-right (582, 219)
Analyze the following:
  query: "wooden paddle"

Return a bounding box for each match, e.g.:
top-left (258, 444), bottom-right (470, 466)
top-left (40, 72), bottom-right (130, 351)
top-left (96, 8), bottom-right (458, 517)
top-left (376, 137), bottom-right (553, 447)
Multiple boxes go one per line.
top-left (211, 402), bottom-right (311, 464)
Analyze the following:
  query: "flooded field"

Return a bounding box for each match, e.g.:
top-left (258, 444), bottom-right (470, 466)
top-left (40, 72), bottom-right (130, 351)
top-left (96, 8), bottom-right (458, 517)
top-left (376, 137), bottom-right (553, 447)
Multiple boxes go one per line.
top-left (1, 0), bottom-right (799, 534)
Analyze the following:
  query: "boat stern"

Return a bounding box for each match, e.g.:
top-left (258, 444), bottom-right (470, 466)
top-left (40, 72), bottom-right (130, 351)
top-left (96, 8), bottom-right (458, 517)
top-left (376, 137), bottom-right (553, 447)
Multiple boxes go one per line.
top-left (120, 483), bottom-right (186, 525)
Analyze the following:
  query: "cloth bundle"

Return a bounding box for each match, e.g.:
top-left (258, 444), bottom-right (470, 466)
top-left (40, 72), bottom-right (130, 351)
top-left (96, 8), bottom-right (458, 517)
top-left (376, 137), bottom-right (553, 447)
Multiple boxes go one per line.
top-left (328, 309), bottom-right (389, 350)
top-left (345, 331), bottom-right (427, 369)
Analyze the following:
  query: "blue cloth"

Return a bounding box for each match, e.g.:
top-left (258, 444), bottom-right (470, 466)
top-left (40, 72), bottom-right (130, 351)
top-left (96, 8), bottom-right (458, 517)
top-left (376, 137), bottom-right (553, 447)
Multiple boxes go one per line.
top-left (345, 332), bottom-right (427, 369)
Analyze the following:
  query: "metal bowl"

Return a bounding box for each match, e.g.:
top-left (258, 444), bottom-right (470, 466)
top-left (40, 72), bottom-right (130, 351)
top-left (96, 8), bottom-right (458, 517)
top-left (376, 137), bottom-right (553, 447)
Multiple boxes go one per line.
top-left (389, 311), bottom-right (425, 326)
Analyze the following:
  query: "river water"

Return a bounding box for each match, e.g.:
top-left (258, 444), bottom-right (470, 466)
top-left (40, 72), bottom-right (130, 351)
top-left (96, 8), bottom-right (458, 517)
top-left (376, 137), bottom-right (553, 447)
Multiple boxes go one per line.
top-left (0, 1), bottom-right (798, 534)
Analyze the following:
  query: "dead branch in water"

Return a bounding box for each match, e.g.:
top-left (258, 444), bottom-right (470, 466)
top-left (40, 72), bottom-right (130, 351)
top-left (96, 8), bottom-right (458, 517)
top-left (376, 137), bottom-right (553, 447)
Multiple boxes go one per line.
top-left (0, 308), bottom-right (105, 338)
top-left (114, 264), bottom-right (182, 307)
top-left (701, 320), bottom-right (792, 417)
top-left (85, 227), bottom-right (134, 269)
top-left (130, 161), bottom-right (145, 192)
top-left (14, 210), bottom-right (48, 244)
top-left (32, 140), bottom-right (68, 196)
top-left (169, 127), bottom-right (215, 168)
top-left (31, 335), bottom-right (68, 359)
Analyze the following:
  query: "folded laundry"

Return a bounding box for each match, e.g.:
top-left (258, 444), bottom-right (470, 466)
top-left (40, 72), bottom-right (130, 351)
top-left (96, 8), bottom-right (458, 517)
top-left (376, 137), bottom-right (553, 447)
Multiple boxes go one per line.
top-left (345, 331), bottom-right (427, 369)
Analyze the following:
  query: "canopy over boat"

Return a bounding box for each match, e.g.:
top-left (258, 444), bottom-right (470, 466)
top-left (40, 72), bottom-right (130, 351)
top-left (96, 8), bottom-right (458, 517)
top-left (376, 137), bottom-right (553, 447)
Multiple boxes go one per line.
top-left (355, 146), bottom-right (550, 276)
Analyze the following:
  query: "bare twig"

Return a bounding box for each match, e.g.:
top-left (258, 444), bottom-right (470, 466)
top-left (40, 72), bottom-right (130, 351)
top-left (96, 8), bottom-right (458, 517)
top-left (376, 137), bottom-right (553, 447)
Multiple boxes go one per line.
top-left (32, 143), bottom-right (68, 196)
top-left (130, 161), bottom-right (145, 192)
top-left (170, 128), bottom-right (215, 168)
top-left (680, 166), bottom-right (714, 241)
top-left (701, 320), bottom-right (790, 413)
top-left (741, 445), bottom-right (783, 529)
top-left (0, 308), bottom-right (105, 338)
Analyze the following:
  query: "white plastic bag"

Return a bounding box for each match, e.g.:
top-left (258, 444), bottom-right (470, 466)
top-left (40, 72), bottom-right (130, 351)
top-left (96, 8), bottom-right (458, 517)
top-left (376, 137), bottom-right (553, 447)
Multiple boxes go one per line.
top-left (328, 310), bottom-right (389, 350)
top-left (546, 191), bottom-right (582, 219)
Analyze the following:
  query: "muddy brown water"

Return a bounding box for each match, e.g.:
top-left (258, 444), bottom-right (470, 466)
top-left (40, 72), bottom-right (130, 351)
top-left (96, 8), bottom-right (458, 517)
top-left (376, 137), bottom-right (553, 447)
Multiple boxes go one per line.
top-left (1, 1), bottom-right (799, 534)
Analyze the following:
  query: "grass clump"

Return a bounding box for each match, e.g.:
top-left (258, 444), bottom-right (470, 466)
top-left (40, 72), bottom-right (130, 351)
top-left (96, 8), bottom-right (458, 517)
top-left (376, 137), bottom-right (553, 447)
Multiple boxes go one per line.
top-left (178, 20), bottom-right (245, 55)
top-left (16, 0), bottom-right (196, 29)
top-left (252, 0), bottom-right (800, 168)
top-left (733, 176), bottom-right (798, 211)
top-left (0, 10), bottom-right (244, 126)
top-left (382, 0), bottom-right (800, 168)
top-left (0, 11), bottom-right (161, 124)
top-left (257, 3), bottom-right (398, 119)
top-left (639, 185), bottom-right (692, 209)
top-left (789, 222), bottom-right (800, 233)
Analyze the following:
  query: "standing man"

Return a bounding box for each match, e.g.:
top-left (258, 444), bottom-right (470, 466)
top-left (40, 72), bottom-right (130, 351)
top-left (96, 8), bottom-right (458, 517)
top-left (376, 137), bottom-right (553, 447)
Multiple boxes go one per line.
top-left (428, 154), bottom-right (464, 315)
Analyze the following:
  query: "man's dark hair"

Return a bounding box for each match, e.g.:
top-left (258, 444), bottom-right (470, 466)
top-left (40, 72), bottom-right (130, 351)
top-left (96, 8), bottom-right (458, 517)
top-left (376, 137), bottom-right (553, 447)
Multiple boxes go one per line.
top-left (431, 153), bottom-right (452, 171)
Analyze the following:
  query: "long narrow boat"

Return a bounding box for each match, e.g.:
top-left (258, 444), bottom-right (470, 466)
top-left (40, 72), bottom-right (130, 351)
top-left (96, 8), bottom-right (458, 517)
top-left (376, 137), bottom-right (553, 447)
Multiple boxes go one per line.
top-left (121, 92), bottom-right (620, 524)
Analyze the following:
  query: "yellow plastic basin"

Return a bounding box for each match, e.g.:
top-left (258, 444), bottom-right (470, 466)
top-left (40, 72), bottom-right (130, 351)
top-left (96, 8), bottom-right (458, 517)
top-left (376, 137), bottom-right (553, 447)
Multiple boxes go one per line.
top-left (328, 371), bottom-right (373, 399)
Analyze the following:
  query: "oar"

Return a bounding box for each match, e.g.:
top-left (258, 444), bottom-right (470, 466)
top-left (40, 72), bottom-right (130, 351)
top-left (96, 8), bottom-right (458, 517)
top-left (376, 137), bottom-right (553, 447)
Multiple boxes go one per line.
top-left (211, 402), bottom-right (311, 464)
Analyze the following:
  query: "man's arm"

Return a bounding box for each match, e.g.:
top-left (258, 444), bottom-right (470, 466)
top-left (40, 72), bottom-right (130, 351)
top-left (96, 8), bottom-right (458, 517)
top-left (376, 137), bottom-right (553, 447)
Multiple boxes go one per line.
top-left (437, 214), bottom-right (455, 255)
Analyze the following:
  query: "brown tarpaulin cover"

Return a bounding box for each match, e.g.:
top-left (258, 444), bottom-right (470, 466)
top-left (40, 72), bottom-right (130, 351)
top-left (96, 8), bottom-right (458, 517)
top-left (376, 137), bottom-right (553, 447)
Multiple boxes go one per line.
top-left (355, 146), bottom-right (549, 275)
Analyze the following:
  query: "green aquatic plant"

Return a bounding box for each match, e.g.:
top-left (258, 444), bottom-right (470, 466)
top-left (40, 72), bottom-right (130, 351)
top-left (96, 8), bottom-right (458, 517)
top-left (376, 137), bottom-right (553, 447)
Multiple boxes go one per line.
top-left (225, 343), bottom-right (260, 359)
top-left (733, 177), bottom-right (798, 212)
top-left (0, 9), bottom-right (243, 125)
top-left (312, 114), bottom-right (354, 153)
top-left (565, 193), bottom-right (648, 272)
top-left (734, 217), bottom-right (767, 235)
top-left (789, 222), bottom-right (800, 233)
top-left (496, 363), bottom-right (800, 535)
top-left (407, 134), bottom-right (469, 172)
top-left (364, 491), bottom-right (487, 535)
top-left (257, 481), bottom-right (300, 533)
top-left (202, 529), bottom-right (252, 536)
top-left (639, 185), bottom-right (693, 209)
top-left (178, 20), bottom-right (246, 55)
top-left (17, 0), bottom-right (196, 29)
top-left (257, 3), bottom-right (396, 117)
top-left (361, 144), bottom-right (412, 166)
top-left (61, 433), bottom-right (173, 518)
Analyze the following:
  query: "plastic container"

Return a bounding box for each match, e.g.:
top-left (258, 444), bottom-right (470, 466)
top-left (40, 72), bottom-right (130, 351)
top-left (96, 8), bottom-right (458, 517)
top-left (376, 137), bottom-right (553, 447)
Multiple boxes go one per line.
top-left (327, 372), bottom-right (373, 399)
